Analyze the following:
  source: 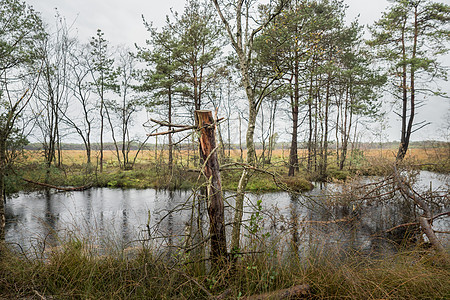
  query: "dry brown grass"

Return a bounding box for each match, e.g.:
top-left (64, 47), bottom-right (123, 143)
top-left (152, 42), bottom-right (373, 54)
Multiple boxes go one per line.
top-left (21, 145), bottom-right (448, 171)
top-left (362, 147), bottom-right (447, 160)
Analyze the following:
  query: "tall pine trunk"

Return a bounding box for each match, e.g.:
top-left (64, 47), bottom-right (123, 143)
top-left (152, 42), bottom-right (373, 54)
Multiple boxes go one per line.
top-left (0, 137), bottom-right (6, 242)
top-left (288, 56), bottom-right (300, 176)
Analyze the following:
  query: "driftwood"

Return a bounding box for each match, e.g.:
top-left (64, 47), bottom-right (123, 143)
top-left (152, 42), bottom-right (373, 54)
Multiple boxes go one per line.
top-left (22, 178), bottom-right (92, 191)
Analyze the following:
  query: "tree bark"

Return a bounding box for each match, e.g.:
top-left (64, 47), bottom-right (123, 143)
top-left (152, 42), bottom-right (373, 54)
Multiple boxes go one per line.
top-left (339, 86), bottom-right (351, 170)
top-left (0, 138), bottom-right (6, 242)
top-left (100, 95), bottom-right (104, 173)
top-left (168, 87), bottom-right (173, 171)
top-left (396, 15), bottom-right (409, 162)
top-left (288, 55), bottom-right (300, 176)
top-left (288, 95), bottom-right (299, 177)
top-left (418, 217), bottom-right (446, 255)
top-left (321, 77), bottom-right (331, 179)
top-left (307, 75), bottom-right (313, 172)
top-left (195, 110), bottom-right (227, 261)
top-left (211, 0), bottom-right (285, 252)
top-left (402, 5), bottom-right (418, 162)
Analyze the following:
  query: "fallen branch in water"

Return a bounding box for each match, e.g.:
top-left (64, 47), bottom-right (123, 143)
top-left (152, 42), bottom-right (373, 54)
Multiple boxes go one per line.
top-left (22, 178), bottom-right (92, 191)
top-left (430, 211), bottom-right (450, 221)
top-left (386, 212), bottom-right (450, 233)
top-left (386, 222), bottom-right (419, 233)
top-left (393, 165), bottom-right (448, 256)
top-left (418, 216), bottom-right (446, 254)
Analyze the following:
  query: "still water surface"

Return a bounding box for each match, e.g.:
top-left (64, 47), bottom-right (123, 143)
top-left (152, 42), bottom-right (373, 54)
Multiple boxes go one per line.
top-left (5, 171), bottom-right (449, 255)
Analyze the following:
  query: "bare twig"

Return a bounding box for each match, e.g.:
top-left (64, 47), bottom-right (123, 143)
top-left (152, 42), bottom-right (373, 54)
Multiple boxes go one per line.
top-left (430, 211), bottom-right (450, 221)
top-left (149, 118), bottom-right (192, 128)
top-left (148, 126), bottom-right (196, 137)
top-left (386, 211), bottom-right (450, 233)
top-left (386, 222), bottom-right (419, 233)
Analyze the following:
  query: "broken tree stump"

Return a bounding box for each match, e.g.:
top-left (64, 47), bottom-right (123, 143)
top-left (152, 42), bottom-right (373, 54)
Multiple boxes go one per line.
top-left (195, 110), bottom-right (227, 262)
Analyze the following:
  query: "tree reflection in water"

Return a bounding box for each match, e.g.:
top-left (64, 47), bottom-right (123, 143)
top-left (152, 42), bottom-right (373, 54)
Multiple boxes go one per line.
top-left (4, 171), bottom-right (448, 258)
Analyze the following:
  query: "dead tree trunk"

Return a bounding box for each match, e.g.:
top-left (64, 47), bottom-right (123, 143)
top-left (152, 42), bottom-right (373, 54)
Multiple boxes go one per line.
top-left (195, 110), bottom-right (227, 262)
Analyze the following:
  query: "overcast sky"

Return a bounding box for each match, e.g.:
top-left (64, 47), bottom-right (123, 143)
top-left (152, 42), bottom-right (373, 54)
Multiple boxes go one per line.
top-left (25, 0), bottom-right (390, 46)
top-left (24, 0), bottom-right (450, 142)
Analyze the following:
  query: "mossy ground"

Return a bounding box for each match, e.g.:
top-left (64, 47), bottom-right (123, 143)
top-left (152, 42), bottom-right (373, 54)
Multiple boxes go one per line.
top-left (10, 154), bottom-right (315, 194)
top-left (9, 145), bottom-right (448, 194)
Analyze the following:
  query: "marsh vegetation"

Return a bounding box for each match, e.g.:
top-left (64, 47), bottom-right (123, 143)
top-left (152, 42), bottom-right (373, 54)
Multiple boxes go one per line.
top-left (1, 0), bottom-right (449, 298)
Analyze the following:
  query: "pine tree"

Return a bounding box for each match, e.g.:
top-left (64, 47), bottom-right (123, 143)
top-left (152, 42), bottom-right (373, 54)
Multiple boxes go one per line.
top-left (368, 0), bottom-right (450, 162)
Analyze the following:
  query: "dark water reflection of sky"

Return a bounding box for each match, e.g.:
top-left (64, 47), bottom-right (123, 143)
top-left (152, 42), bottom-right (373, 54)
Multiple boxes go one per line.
top-left (5, 171), bottom-right (449, 256)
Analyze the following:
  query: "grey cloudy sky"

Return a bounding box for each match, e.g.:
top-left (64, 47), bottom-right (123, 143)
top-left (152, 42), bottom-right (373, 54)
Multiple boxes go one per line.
top-left (24, 0), bottom-right (450, 142)
top-left (26, 0), bottom-right (388, 46)
top-left (26, 0), bottom-right (187, 46)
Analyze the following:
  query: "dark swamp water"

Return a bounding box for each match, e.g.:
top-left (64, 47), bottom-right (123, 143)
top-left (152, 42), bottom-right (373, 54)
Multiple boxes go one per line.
top-left (5, 171), bottom-right (449, 256)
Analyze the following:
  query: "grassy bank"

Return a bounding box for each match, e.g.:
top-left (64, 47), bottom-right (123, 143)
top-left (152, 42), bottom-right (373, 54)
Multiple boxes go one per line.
top-left (6, 145), bottom-right (448, 194)
top-left (1, 238), bottom-right (448, 299)
top-left (10, 153), bottom-right (314, 194)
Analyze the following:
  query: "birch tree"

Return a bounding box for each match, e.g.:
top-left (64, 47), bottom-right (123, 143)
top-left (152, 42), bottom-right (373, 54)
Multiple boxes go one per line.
top-left (211, 0), bottom-right (288, 251)
top-left (89, 29), bottom-right (117, 172)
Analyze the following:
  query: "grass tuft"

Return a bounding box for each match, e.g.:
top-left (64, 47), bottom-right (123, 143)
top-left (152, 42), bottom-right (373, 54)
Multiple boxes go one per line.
top-left (1, 236), bottom-right (449, 299)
